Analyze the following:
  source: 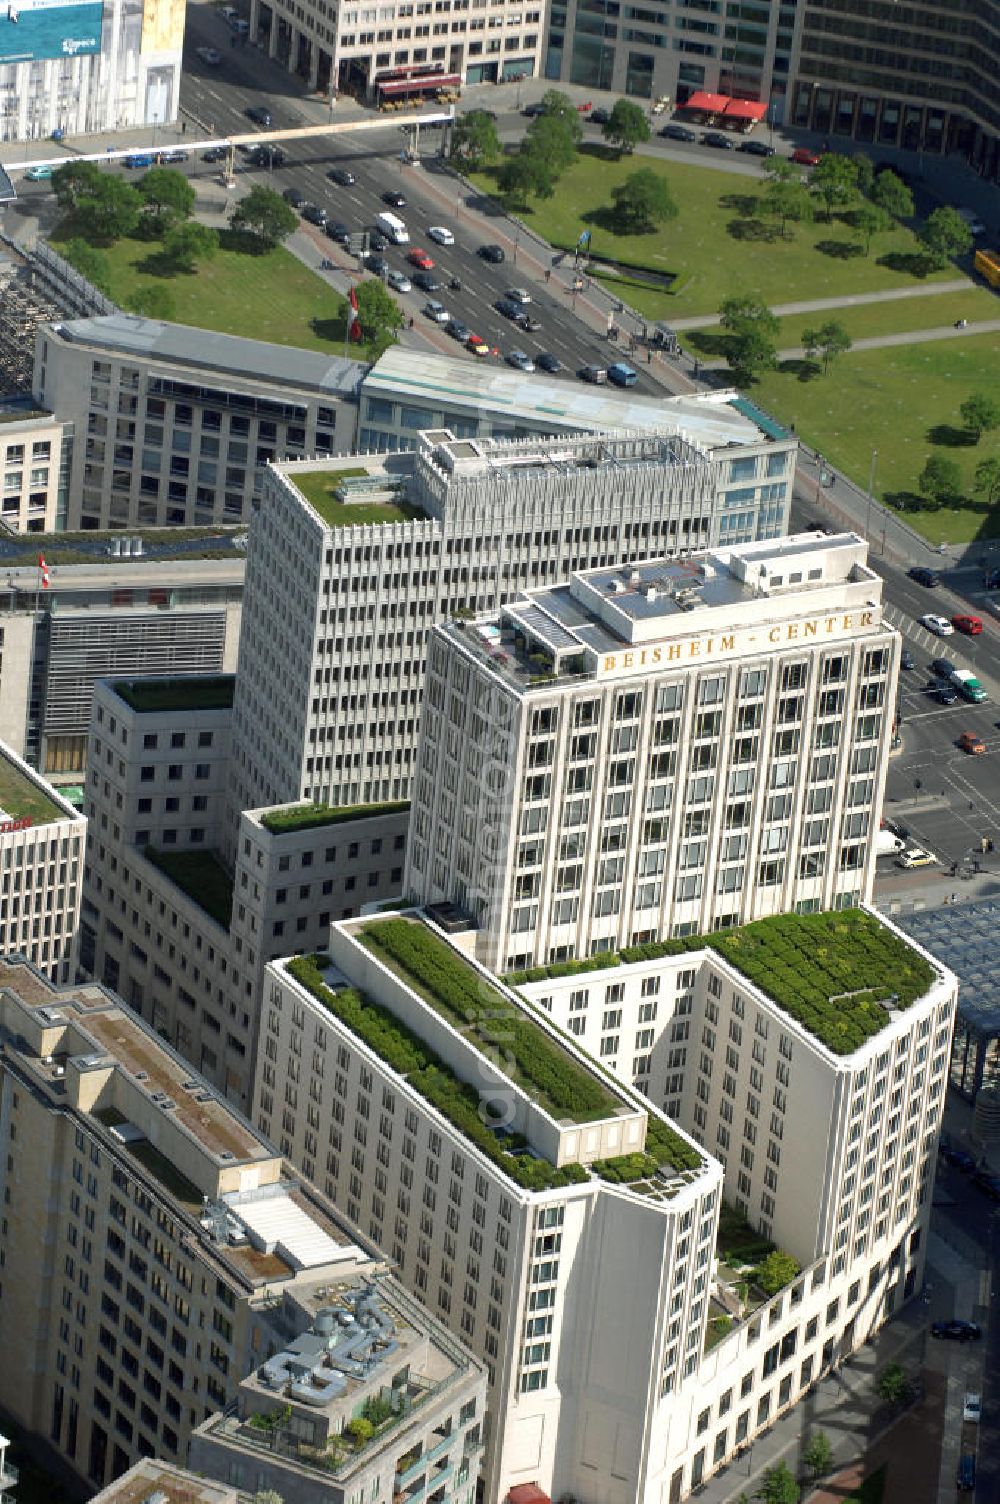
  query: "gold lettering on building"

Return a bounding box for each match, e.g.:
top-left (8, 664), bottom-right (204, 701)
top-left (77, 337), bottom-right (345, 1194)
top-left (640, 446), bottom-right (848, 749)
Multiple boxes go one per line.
top-left (597, 608), bottom-right (880, 677)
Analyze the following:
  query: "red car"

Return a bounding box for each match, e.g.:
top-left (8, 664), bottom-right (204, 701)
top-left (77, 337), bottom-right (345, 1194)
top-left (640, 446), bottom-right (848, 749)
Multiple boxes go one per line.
top-left (466, 333), bottom-right (490, 358)
top-left (407, 248), bottom-right (434, 269)
top-left (791, 147), bottom-right (821, 166)
top-left (952, 614), bottom-right (983, 635)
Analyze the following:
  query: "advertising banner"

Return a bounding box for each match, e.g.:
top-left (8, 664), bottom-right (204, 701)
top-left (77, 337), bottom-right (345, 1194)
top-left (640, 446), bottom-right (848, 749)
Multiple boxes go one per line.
top-left (140, 0), bottom-right (183, 54)
top-left (0, 0), bottom-right (103, 63)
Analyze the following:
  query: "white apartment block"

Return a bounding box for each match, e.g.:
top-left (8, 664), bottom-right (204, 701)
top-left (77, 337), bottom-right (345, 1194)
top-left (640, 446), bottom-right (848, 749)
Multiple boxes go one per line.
top-left (405, 533), bottom-right (899, 971)
top-left (0, 740), bottom-right (85, 980)
top-left (0, 955), bottom-right (485, 1502)
top-left (231, 423), bottom-right (788, 820)
top-left (0, 407), bottom-right (66, 533)
top-left (255, 910), bottom-right (724, 1504)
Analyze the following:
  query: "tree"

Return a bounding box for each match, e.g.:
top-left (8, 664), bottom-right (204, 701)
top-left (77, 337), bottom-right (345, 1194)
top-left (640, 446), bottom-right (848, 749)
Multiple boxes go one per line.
top-left (354, 277), bottom-right (404, 357)
top-left (720, 295), bottom-right (779, 339)
top-left (810, 152), bottom-right (858, 219)
top-left (251, 1492), bottom-right (284, 1504)
top-left (230, 184), bottom-right (298, 245)
top-left (853, 152), bottom-right (875, 198)
top-left (525, 111), bottom-right (580, 174)
top-left (852, 202), bottom-right (891, 255)
top-left (161, 221), bottom-right (218, 272)
top-left (59, 238), bottom-right (113, 296)
top-left (125, 284), bottom-right (176, 319)
top-left (764, 156), bottom-right (799, 184)
top-left (346, 1416), bottom-right (374, 1444)
top-left (75, 177), bottom-right (143, 242)
top-left (919, 454), bottom-right (963, 505)
top-left (754, 1249), bottom-right (801, 1296)
top-left (803, 1431), bottom-right (833, 1478)
top-left (871, 169), bottom-right (914, 220)
top-left (974, 456), bottom-right (1000, 503)
top-left (602, 98), bottom-right (651, 154)
top-left (51, 159), bottom-right (103, 211)
top-left (538, 89), bottom-right (583, 132)
top-left (876, 1361), bottom-right (912, 1408)
top-left (920, 205), bottom-right (973, 267)
top-left (138, 166), bottom-right (196, 231)
top-left (959, 392), bottom-right (1000, 441)
top-left (610, 168), bottom-right (678, 233)
top-left (802, 320), bottom-right (852, 373)
top-left (450, 109), bottom-right (501, 169)
top-left (728, 325), bottom-right (778, 383)
top-left (765, 178), bottom-right (814, 238)
top-left (755, 1460), bottom-right (799, 1504)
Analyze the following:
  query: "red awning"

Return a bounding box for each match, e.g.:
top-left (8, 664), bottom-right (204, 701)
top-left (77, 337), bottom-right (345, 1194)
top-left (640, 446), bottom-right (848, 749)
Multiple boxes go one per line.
top-left (683, 90), bottom-right (728, 113)
top-left (508, 1488), bottom-right (552, 1504)
top-left (724, 98), bottom-right (767, 121)
top-left (377, 72), bottom-right (460, 96)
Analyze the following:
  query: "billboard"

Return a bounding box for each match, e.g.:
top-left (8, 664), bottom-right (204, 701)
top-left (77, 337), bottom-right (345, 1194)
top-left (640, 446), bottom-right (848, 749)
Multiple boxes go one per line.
top-left (140, 0), bottom-right (183, 54)
top-left (0, 0), bottom-right (103, 63)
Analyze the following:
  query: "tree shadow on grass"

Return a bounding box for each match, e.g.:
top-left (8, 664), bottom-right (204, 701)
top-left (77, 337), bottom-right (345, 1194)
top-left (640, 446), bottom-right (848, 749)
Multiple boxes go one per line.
top-left (581, 204), bottom-right (623, 234)
top-left (311, 315), bottom-right (348, 344)
top-left (884, 490), bottom-right (927, 513)
top-left (134, 251), bottom-right (188, 279)
top-left (718, 193), bottom-right (761, 217)
top-left (815, 238), bottom-right (864, 260)
top-left (464, 191), bottom-right (506, 217)
top-left (580, 142), bottom-right (622, 163)
top-left (727, 218), bottom-right (778, 242)
top-left (686, 329), bottom-right (733, 357)
top-left (927, 423), bottom-right (977, 448)
top-left (778, 357), bottom-right (823, 382)
top-left (218, 227), bottom-right (272, 257)
top-left (877, 250), bottom-right (939, 278)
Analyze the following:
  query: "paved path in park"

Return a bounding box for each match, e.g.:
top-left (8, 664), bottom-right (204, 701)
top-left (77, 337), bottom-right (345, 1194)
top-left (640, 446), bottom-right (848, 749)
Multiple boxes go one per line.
top-left (696, 317), bottom-right (1000, 369)
top-left (671, 278), bottom-right (974, 330)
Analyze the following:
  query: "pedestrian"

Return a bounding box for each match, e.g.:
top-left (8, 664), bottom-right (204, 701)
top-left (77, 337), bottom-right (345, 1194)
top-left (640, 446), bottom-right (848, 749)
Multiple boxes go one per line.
top-left (544, 268), bottom-right (551, 283)
top-left (181, 121), bottom-right (186, 135)
top-left (407, 316), bottom-right (414, 329)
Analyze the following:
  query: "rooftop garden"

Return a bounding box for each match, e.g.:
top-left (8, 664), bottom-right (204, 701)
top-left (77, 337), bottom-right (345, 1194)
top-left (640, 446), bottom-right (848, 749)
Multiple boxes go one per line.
top-left (592, 1116), bottom-right (704, 1182)
top-left (0, 754), bottom-right (66, 826)
top-left (261, 800), bottom-right (409, 835)
top-left (509, 909), bottom-right (935, 1056)
top-left (145, 847), bottom-right (234, 930)
top-left (0, 525), bottom-right (248, 567)
top-left (115, 675), bottom-right (235, 714)
top-left (293, 469), bottom-right (427, 529)
top-left (359, 918), bottom-right (620, 1125)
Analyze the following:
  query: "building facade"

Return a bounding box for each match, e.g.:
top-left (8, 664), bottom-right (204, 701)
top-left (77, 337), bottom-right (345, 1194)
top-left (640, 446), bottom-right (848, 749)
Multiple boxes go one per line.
top-left (405, 533), bottom-right (898, 972)
top-left (0, 406), bottom-right (68, 533)
top-left (34, 316), bottom-right (363, 531)
top-left (0, 740), bottom-right (84, 980)
top-left (0, 955), bottom-right (485, 1500)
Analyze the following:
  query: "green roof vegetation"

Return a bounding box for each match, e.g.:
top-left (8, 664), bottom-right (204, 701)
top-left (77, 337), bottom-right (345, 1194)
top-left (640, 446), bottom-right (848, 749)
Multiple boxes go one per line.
top-left (287, 953), bottom-right (590, 1193)
top-left (0, 753), bottom-right (67, 826)
top-left (593, 1117), bottom-right (704, 1182)
top-left (360, 918), bottom-right (620, 1125)
top-left (0, 526), bottom-right (248, 567)
top-left (260, 800), bottom-right (409, 835)
top-left (293, 469), bottom-right (427, 528)
top-left (115, 676), bottom-right (235, 713)
top-left (145, 847), bottom-right (234, 930)
top-left (508, 909), bottom-right (936, 1056)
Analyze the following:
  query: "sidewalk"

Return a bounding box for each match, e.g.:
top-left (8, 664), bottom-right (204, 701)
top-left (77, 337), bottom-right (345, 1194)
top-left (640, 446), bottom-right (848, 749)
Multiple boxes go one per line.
top-left (671, 279), bottom-right (974, 331)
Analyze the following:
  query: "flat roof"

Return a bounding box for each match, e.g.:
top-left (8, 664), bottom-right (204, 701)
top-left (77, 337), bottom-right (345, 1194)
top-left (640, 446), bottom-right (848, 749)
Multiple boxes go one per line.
top-left (113, 675), bottom-right (235, 713)
top-left (54, 314), bottom-right (367, 398)
top-left (0, 743), bottom-right (79, 827)
top-left (0, 527), bottom-right (249, 572)
top-left (365, 347), bottom-right (770, 450)
top-left (90, 1460), bottom-right (237, 1504)
top-left (896, 901), bottom-right (1000, 1036)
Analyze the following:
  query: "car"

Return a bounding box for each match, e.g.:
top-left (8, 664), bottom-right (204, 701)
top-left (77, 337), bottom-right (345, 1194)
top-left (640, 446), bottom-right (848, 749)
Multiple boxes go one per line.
top-left (536, 351), bottom-right (563, 373)
top-left (446, 320), bottom-right (471, 342)
top-left (302, 204), bottom-right (329, 226)
top-left (738, 139), bottom-right (776, 157)
top-left (522, 101), bottom-right (547, 117)
top-left (608, 362), bottom-right (638, 387)
top-left (123, 152), bottom-right (154, 168)
top-left (516, 313), bottom-right (542, 333)
top-left (329, 166), bottom-right (357, 187)
top-left (578, 364), bottom-right (608, 384)
top-left (931, 1319), bottom-right (981, 1341)
top-left (24, 164), bottom-right (53, 181)
top-left (940, 1145), bottom-right (976, 1170)
top-left (932, 684), bottom-right (958, 705)
top-left (963, 1393), bottom-right (982, 1424)
top-left (155, 148), bottom-right (188, 164)
top-left (283, 187), bottom-right (305, 208)
top-left (478, 243), bottom-right (506, 264)
top-left (363, 255), bottom-right (389, 277)
top-left (507, 349), bottom-right (536, 372)
top-left (386, 268), bottom-right (412, 292)
top-left (952, 613), bottom-right (983, 635)
top-left (496, 297), bottom-right (524, 320)
top-left (958, 1454), bottom-right (976, 1493)
top-left (589, 107), bottom-right (610, 125)
top-left (661, 123), bottom-right (697, 142)
top-left (900, 649), bottom-right (916, 670)
top-left (195, 45), bottom-right (222, 64)
top-left (246, 106), bottom-right (273, 128)
top-left (382, 190), bottom-right (406, 208)
top-left (702, 131), bottom-right (735, 149)
top-left (426, 225), bottom-right (454, 246)
top-left (466, 333), bottom-right (491, 358)
top-left (792, 146), bottom-right (821, 166)
top-left (407, 248), bottom-right (435, 269)
top-left (505, 287), bottom-right (532, 305)
top-left (909, 566), bottom-right (940, 587)
top-left (882, 817), bottom-right (910, 842)
top-left (248, 143), bottom-right (286, 167)
top-left (369, 232), bottom-right (389, 252)
top-left (921, 613), bottom-right (953, 636)
top-left (413, 270), bottom-right (443, 292)
top-left (931, 657), bottom-right (957, 679)
top-left (958, 731), bottom-right (986, 755)
top-left (896, 846), bottom-right (937, 868)
top-left (203, 145), bottom-right (229, 163)
top-left (423, 300), bottom-right (449, 323)
top-left (326, 222), bottom-right (351, 244)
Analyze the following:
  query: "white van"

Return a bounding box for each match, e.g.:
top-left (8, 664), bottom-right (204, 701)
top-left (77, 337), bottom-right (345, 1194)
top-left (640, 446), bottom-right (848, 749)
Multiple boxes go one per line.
top-left (375, 211), bottom-right (409, 245)
top-left (875, 829), bottom-right (905, 858)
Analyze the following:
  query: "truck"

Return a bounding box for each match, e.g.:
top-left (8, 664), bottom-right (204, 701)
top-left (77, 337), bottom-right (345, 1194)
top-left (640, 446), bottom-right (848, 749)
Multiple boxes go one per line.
top-left (374, 211), bottom-right (409, 245)
top-left (974, 247), bottom-right (1000, 288)
top-left (948, 668), bottom-right (988, 703)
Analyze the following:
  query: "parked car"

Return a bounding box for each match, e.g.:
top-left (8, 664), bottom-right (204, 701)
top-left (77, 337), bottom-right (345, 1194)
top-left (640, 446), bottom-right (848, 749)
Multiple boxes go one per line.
top-left (932, 684), bottom-right (958, 705)
top-left (302, 204), bottom-right (329, 226)
top-left (931, 1319), bottom-right (981, 1340)
top-left (382, 189), bottom-right (406, 207)
top-left (195, 45), bottom-right (222, 64)
top-left (123, 152), bottom-right (154, 168)
top-left (283, 187), bottom-right (305, 208)
top-left (407, 248), bottom-right (435, 269)
top-left (958, 731), bottom-right (986, 755)
top-left (536, 351), bottom-right (563, 373)
top-left (247, 143), bottom-right (285, 167)
top-left (478, 243), bottom-right (506, 263)
top-left (446, 319), bottom-right (471, 343)
top-left (386, 268), bottom-right (412, 292)
top-left (792, 146), bottom-right (821, 166)
top-left (427, 225), bottom-right (454, 245)
top-left (702, 131), bottom-right (735, 149)
top-left (608, 362), bottom-right (638, 387)
top-left (900, 649), bottom-right (916, 670)
top-left (155, 148), bottom-right (188, 165)
top-left (466, 333), bottom-right (491, 357)
top-left (413, 270), bottom-right (443, 292)
top-left (24, 164), bottom-right (53, 181)
top-left (921, 613), bottom-right (954, 636)
top-left (363, 255), bottom-right (389, 277)
top-left (327, 222), bottom-right (351, 244)
top-left (909, 565), bottom-right (940, 587)
top-left (963, 1393), bottom-right (982, 1424)
top-left (328, 166), bottom-right (357, 186)
top-left (589, 107), bottom-right (610, 125)
top-left (203, 145), bottom-right (229, 163)
top-left (507, 349), bottom-right (536, 372)
top-left (369, 232), bottom-right (389, 252)
top-left (522, 101), bottom-right (547, 117)
top-left (896, 846), bottom-right (937, 868)
top-left (578, 364), bottom-right (608, 384)
top-left (246, 105), bottom-right (273, 128)
top-left (738, 140), bottom-right (776, 157)
top-left (423, 300), bottom-right (450, 324)
top-left (660, 123), bottom-right (697, 142)
top-left (952, 613), bottom-right (983, 635)
top-left (505, 287), bottom-right (532, 305)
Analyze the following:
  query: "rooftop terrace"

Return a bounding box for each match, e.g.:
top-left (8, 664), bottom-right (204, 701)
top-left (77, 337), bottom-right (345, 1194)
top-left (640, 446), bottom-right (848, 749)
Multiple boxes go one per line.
top-left (114, 675), bottom-right (235, 714)
top-left (90, 1460), bottom-right (237, 1504)
top-left (146, 846), bottom-right (234, 930)
top-left (0, 525), bottom-right (250, 569)
top-left (292, 465), bottom-right (427, 528)
top-left (0, 747), bottom-right (74, 827)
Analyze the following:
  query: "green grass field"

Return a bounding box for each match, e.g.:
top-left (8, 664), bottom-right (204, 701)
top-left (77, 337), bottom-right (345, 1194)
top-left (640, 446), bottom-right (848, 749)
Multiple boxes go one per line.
top-left (682, 287), bottom-right (1000, 352)
top-left (750, 334), bottom-right (1000, 542)
top-left (472, 148), bottom-right (958, 319)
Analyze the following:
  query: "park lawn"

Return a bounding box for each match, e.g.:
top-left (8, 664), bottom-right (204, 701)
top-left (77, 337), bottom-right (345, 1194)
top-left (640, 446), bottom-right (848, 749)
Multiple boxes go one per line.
top-left (749, 333), bottom-right (1000, 543)
top-left (50, 225), bottom-right (367, 355)
top-left (472, 148), bottom-right (956, 319)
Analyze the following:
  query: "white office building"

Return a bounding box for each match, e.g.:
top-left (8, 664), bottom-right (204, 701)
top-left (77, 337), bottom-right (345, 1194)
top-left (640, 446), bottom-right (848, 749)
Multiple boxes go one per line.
top-left (405, 532), bottom-right (899, 972)
top-left (0, 738), bottom-right (85, 980)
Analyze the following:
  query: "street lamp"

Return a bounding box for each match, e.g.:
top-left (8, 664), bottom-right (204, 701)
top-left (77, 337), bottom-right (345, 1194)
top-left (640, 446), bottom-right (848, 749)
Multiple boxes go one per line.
top-left (865, 447), bottom-right (878, 540)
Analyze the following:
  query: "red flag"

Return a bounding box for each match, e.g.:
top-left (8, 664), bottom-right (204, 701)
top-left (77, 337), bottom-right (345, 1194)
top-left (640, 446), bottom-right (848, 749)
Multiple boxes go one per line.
top-left (348, 283), bottom-right (362, 341)
top-left (38, 554), bottom-right (49, 590)
top-left (349, 285), bottom-right (359, 313)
